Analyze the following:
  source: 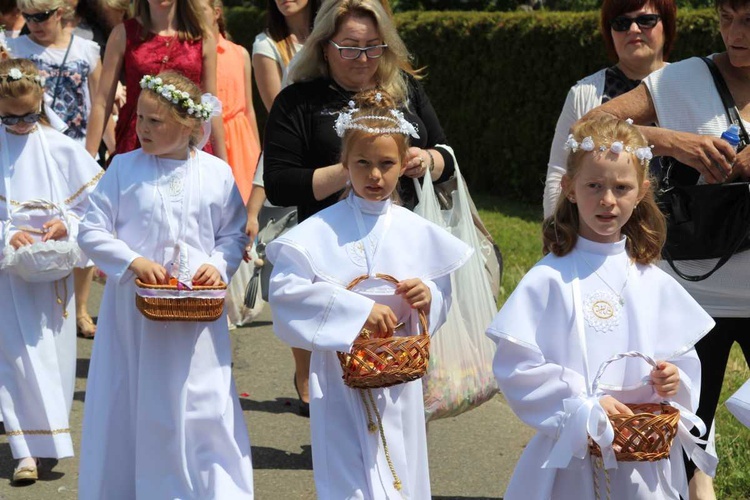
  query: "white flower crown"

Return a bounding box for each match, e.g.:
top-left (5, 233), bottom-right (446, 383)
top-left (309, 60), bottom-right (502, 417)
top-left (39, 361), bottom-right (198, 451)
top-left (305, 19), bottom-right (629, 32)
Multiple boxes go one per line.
top-left (564, 134), bottom-right (654, 166)
top-left (334, 97), bottom-right (420, 139)
top-left (139, 75), bottom-right (218, 122)
top-left (0, 67), bottom-right (46, 87)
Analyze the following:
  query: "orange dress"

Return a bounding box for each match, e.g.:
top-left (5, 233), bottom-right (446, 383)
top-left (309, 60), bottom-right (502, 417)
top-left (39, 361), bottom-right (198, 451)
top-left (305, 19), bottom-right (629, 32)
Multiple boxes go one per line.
top-left (217, 36), bottom-right (260, 203)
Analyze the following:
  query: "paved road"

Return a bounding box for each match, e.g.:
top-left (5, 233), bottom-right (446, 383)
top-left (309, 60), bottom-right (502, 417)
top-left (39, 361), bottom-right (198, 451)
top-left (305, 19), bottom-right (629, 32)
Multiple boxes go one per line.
top-left (0, 282), bottom-right (533, 499)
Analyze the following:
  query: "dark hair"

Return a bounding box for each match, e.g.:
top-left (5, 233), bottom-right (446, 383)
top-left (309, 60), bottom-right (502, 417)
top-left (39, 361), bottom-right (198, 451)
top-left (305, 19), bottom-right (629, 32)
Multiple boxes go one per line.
top-left (0, 0), bottom-right (17, 15)
top-left (600, 0), bottom-right (677, 62)
top-left (714, 0), bottom-right (750, 10)
top-left (266, 0), bottom-right (321, 66)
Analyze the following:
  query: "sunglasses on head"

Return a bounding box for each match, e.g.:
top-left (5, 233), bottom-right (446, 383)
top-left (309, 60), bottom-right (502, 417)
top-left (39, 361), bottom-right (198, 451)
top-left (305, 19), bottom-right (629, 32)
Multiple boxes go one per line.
top-left (21, 8), bottom-right (58, 23)
top-left (0, 112), bottom-right (41, 126)
top-left (610, 14), bottom-right (661, 32)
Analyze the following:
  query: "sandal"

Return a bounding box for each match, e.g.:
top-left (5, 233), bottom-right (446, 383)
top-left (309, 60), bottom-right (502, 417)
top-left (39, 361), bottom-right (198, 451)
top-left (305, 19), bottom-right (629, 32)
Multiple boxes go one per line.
top-left (76, 315), bottom-right (96, 339)
top-left (12, 458), bottom-right (39, 484)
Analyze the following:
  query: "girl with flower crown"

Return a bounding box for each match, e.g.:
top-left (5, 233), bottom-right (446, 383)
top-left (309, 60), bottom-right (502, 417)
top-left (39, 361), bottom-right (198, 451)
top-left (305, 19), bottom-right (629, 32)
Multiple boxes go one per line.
top-left (0, 58), bottom-right (102, 485)
top-left (486, 116), bottom-right (718, 500)
top-left (77, 71), bottom-right (253, 499)
top-left (267, 89), bottom-right (472, 499)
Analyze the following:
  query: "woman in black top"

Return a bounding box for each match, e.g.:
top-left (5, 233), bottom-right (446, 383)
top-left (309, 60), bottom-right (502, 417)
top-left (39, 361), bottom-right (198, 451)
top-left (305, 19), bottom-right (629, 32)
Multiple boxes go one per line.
top-left (263, 0), bottom-right (454, 222)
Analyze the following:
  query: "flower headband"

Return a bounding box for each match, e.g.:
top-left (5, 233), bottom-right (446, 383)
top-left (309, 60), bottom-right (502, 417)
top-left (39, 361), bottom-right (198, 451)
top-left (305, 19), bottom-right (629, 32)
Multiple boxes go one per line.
top-left (139, 75), bottom-right (219, 122)
top-left (564, 134), bottom-right (654, 166)
top-left (334, 96), bottom-right (420, 139)
top-left (0, 67), bottom-right (46, 87)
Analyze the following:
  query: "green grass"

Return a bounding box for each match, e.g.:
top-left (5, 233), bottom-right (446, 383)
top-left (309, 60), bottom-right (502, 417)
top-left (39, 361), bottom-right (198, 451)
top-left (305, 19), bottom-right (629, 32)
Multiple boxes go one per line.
top-left (474, 194), bottom-right (750, 496)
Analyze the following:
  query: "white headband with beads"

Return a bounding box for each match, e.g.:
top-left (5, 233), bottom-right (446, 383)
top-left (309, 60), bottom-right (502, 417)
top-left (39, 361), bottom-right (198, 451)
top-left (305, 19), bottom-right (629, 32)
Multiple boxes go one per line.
top-left (139, 75), bottom-right (219, 122)
top-left (564, 134), bottom-right (654, 166)
top-left (333, 94), bottom-right (420, 139)
top-left (0, 67), bottom-right (46, 87)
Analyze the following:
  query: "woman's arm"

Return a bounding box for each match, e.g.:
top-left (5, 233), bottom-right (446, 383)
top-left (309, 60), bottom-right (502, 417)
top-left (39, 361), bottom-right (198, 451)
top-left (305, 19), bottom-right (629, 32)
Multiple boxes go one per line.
top-left (544, 87), bottom-right (579, 218)
top-left (252, 53), bottom-right (283, 112)
top-left (583, 84), bottom-right (735, 183)
top-left (242, 47), bottom-right (261, 146)
top-left (85, 24), bottom-right (126, 157)
top-left (202, 35), bottom-right (228, 161)
top-left (405, 80), bottom-right (451, 182)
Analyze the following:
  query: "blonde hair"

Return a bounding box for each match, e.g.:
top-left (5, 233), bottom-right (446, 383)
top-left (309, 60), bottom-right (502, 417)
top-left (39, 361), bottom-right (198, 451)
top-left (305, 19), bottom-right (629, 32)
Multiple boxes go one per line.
top-left (289, 0), bottom-right (415, 104)
top-left (17, 0), bottom-right (65, 13)
top-left (133, 0), bottom-right (209, 42)
top-left (139, 71), bottom-right (203, 147)
top-left (542, 116), bottom-right (666, 265)
top-left (0, 59), bottom-right (51, 125)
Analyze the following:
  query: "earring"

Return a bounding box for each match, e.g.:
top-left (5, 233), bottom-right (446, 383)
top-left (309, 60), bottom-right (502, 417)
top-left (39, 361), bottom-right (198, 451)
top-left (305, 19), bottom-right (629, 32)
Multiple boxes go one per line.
top-left (568, 196), bottom-right (575, 203)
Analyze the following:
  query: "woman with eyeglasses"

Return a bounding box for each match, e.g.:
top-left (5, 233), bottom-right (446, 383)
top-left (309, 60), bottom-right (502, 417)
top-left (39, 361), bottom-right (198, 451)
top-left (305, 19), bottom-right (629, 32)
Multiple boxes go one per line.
top-left (260, 0), bottom-right (454, 422)
top-left (584, 0), bottom-right (750, 497)
top-left (542, 0), bottom-right (676, 218)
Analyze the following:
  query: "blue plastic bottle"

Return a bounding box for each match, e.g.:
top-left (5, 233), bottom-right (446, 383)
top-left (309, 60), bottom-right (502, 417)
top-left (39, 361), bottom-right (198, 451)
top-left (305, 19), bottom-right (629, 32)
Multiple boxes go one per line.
top-left (721, 124), bottom-right (742, 151)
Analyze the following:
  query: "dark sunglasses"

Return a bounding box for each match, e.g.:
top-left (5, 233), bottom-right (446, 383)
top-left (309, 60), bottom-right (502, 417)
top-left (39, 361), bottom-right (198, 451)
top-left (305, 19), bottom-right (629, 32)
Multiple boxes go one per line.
top-left (21, 8), bottom-right (58, 23)
top-left (610, 14), bottom-right (661, 32)
top-left (0, 112), bottom-right (41, 126)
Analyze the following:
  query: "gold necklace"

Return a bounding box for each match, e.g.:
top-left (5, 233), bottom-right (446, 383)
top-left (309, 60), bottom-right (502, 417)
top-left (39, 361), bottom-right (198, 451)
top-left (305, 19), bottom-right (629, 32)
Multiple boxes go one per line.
top-left (578, 252), bottom-right (630, 306)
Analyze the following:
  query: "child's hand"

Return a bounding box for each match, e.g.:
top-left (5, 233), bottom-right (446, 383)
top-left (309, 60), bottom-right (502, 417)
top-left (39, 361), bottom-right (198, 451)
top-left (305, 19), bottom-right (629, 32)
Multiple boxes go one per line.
top-left (9, 231), bottom-right (34, 249)
top-left (129, 257), bottom-right (168, 285)
top-left (651, 361), bottom-right (680, 397)
top-left (395, 278), bottom-right (431, 310)
top-left (192, 264), bottom-right (222, 286)
top-left (599, 395), bottom-right (634, 416)
top-left (362, 304), bottom-right (398, 338)
top-left (41, 219), bottom-right (68, 242)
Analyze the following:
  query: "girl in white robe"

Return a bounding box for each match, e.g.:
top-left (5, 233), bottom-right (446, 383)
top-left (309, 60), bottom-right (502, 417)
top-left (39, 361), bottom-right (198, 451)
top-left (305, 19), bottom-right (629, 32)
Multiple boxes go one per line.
top-left (267, 90), bottom-right (473, 499)
top-left (0, 58), bottom-right (102, 483)
top-left (77, 72), bottom-right (254, 499)
top-left (487, 116), bottom-right (717, 500)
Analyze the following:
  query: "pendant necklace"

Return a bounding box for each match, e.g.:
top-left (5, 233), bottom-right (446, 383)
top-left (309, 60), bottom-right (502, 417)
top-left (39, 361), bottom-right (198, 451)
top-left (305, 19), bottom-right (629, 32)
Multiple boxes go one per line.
top-left (578, 252), bottom-right (630, 306)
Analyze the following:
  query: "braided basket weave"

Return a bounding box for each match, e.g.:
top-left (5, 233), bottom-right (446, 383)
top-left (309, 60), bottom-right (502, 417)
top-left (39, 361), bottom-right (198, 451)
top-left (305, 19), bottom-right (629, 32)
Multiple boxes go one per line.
top-left (588, 352), bottom-right (681, 462)
top-left (135, 279), bottom-right (227, 322)
top-left (337, 274), bottom-right (430, 389)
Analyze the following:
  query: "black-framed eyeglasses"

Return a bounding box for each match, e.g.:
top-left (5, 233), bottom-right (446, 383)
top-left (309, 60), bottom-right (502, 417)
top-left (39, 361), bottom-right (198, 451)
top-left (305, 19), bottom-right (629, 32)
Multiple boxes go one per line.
top-left (0, 112), bottom-right (41, 126)
top-left (610, 14), bottom-right (661, 32)
top-left (328, 40), bottom-right (388, 60)
top-left (21, 8), bottom-right (58, 24)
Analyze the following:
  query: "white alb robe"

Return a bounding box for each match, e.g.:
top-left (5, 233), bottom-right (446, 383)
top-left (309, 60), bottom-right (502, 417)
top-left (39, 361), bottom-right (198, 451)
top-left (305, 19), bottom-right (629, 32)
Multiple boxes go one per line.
top-left (77, 149), bottom-right (254, 499)
top-left (487, 237), bottom-right (716, 500)
top-left (0, 125), bottom-right (102, 459)
top-left (727, 379), bottom-right (750, 429)
top-left (267, 193), bottom-right (473, 499)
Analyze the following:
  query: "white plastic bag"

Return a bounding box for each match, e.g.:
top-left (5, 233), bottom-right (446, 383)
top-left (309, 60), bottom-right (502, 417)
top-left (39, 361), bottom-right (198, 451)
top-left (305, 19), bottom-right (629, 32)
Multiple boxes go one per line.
top-left (727, 378), bottom-right (750, 429)
top-left (413, 147), bottom-right (500, 421)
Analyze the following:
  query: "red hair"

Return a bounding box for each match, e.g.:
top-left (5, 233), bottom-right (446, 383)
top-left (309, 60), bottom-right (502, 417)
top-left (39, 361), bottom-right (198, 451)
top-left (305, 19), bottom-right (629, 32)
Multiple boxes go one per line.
top-left (600, 0), bottom-right (677, 62)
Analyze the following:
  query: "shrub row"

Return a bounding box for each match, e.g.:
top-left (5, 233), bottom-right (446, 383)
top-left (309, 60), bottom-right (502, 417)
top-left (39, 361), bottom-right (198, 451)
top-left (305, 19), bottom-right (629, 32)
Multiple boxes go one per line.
top-left (226, 7), bottom-right (723, 203)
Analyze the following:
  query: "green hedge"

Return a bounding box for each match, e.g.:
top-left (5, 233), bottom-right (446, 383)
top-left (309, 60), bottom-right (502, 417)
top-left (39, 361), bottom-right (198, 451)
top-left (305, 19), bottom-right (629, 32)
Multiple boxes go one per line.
top-left (227, 8), bottom-right (723, 203)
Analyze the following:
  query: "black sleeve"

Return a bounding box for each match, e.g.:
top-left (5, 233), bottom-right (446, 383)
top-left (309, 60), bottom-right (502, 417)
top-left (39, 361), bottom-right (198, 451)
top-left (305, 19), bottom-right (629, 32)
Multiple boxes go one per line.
top-left (262, 86), bottom-right (318, 208)
top-left (410, 79), bottom-right (455, 183)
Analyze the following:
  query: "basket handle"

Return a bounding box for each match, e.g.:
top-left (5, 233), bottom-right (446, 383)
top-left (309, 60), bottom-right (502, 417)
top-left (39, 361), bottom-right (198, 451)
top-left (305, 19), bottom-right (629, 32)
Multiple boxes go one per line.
top-left (3, 198), bottom-right (71, 243)
top-left (590, 351), bottom-right (659, 396)
top-left (346, 273), bottom-right (429, 339)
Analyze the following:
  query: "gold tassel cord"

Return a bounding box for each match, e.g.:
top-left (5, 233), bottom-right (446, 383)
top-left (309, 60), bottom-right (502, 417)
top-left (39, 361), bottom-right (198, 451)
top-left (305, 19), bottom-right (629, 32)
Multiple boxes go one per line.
top-left (359, 388), bottom-right (402, 492)
top-left (54, 278), bottom-right (68, 319)
top-left (592, 456), bottom-right (611, 500)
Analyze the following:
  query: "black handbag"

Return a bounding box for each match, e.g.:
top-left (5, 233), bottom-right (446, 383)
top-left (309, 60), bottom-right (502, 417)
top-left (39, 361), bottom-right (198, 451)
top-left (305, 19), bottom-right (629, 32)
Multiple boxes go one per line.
top-left (657, 57), bottom-right (750, 282)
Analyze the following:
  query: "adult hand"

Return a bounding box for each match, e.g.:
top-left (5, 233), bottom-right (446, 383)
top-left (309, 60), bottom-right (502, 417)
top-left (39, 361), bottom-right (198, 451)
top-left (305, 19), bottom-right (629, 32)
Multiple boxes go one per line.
top-left (729, 146), bottom-right (750, 181)
top-left (669, 132), bottom-right (735, 184)
top-left (599, 395), bottom-right (634, 417)
top-left (9, 231), bottom-right (34, 249)
top-left (115, 82), bottom-right (127, 109)
top-left (129, 257), bottom-right (168, 285)
top-left (403, 147), bottom-right (429, 179)
top-left (362, 303), bottom-right (398, 338)
top-left (41, 219), bottom-right (68, 242)
top-left (246, 216), bottom-right (259, 244)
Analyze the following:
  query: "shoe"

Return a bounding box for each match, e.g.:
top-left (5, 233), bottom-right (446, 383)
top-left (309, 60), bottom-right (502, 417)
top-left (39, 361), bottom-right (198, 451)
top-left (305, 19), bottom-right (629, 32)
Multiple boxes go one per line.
top-left (293, 373), bottom-right (310, 418)
top-left (12, 459), bottom-right (38, 484)
top-left (76, 314), bottom-right (96, 339)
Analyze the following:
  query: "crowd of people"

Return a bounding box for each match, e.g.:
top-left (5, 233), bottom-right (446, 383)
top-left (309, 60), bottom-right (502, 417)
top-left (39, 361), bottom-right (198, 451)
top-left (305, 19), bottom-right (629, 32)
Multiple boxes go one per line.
top-left (0, 0), bottom-right (748, 498)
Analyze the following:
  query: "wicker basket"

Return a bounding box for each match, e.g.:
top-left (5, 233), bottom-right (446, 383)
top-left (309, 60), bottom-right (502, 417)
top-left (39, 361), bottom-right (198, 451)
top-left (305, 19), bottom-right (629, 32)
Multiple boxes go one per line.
top-left (135, 279), bottom-right (227, 322)
top-left (337, 274), bottom-right (430, 389)
top-left (588, 352), bottom-right (681, 462)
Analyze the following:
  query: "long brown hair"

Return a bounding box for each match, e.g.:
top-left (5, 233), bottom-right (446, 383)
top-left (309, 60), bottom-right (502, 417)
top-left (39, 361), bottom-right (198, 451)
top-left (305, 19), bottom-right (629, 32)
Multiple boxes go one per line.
top-left (542, 116), bottom-right (666, 265)
top-left (133, 0), bottom-right (209, 41)
top-left (266, 0), bottom-right (320, 67)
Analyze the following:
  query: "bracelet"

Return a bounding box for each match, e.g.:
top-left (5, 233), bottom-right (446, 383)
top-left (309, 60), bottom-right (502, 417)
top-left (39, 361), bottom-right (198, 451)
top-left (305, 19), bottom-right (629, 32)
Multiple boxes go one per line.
top-left (425, 149), bottom-right (435, 173)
